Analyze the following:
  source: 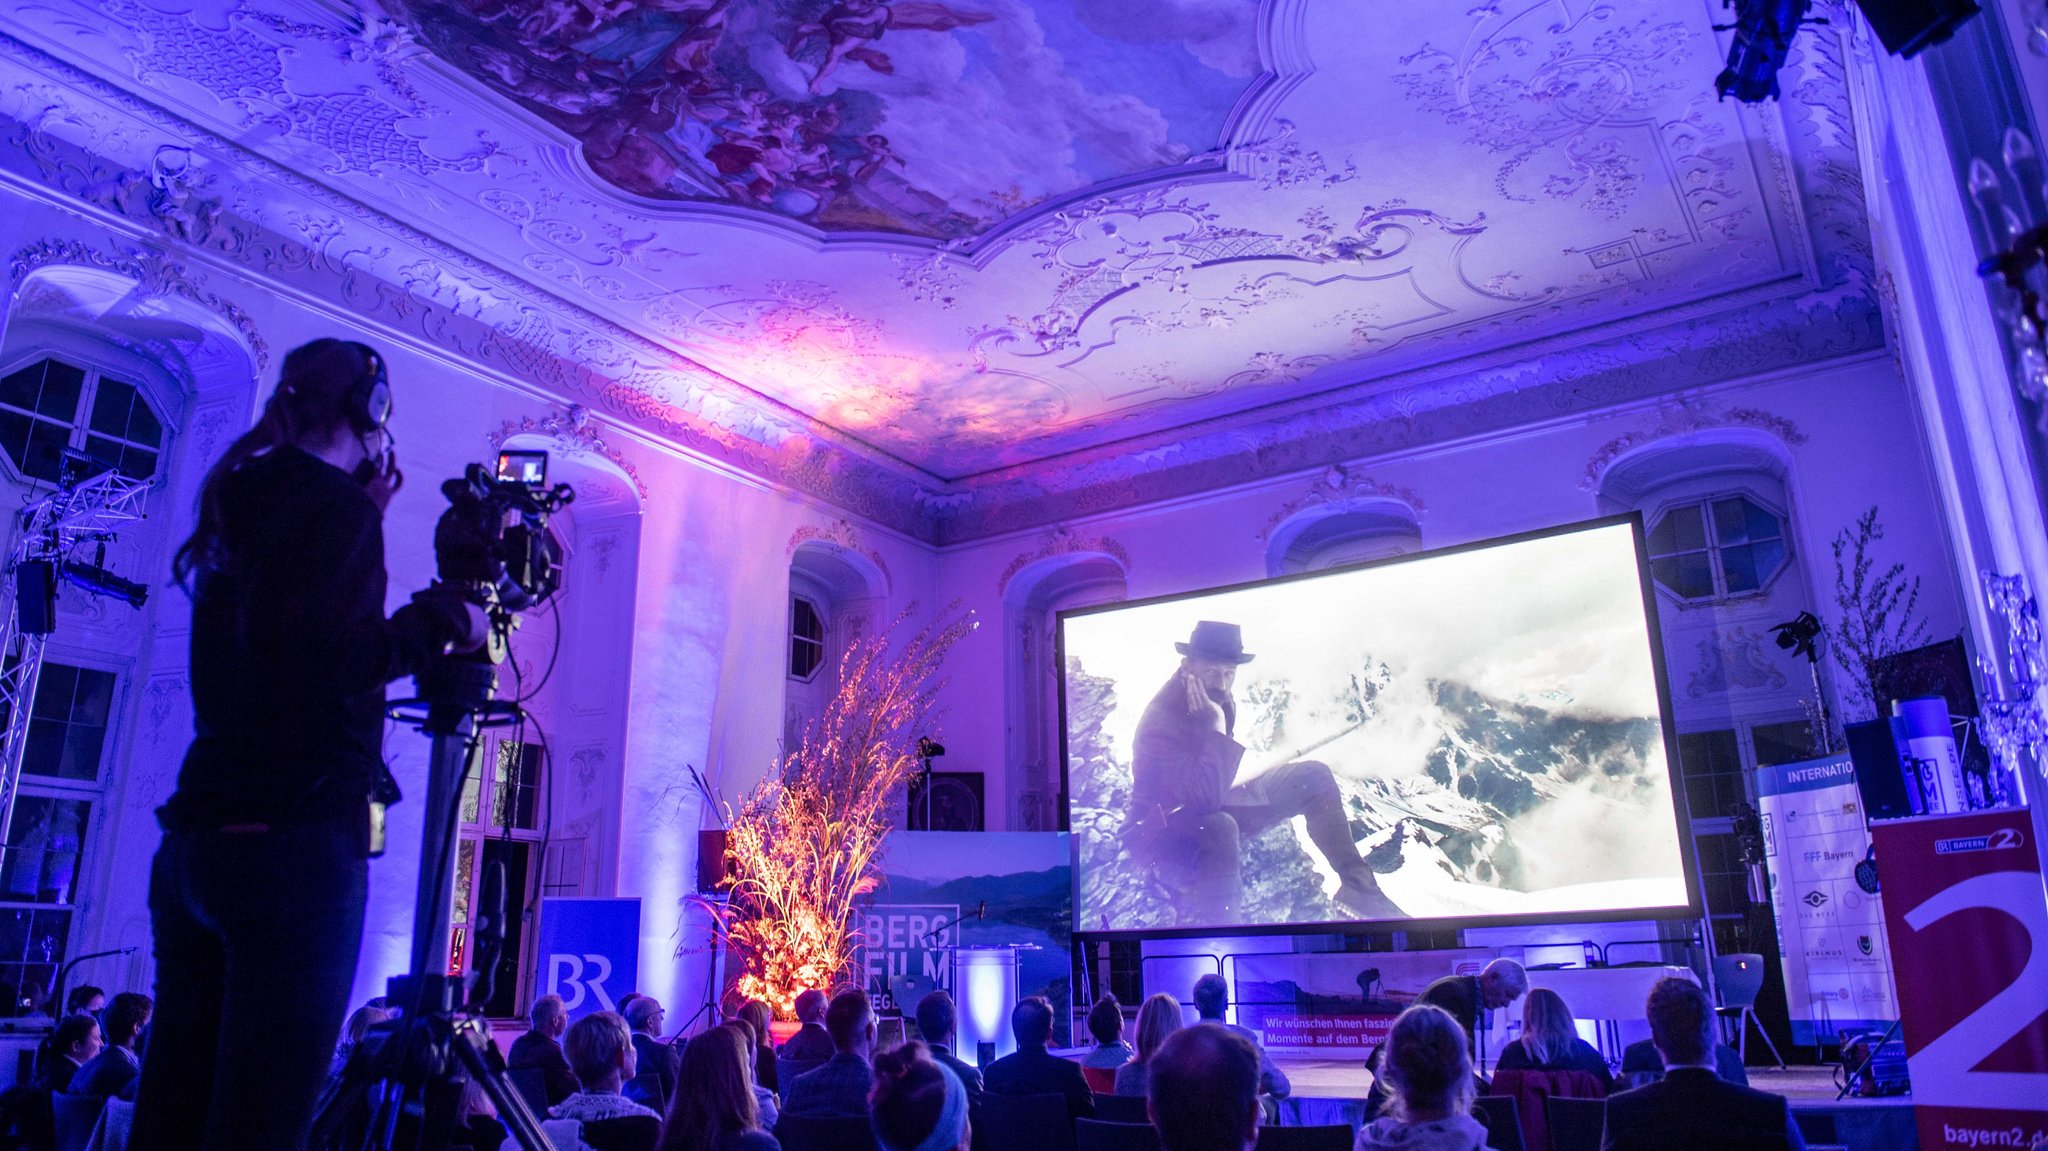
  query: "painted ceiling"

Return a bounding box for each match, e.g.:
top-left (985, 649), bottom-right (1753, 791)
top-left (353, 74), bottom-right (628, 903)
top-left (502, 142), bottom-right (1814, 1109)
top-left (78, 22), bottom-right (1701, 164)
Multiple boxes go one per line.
top-left (0, 0), bottom-right (1881, 540)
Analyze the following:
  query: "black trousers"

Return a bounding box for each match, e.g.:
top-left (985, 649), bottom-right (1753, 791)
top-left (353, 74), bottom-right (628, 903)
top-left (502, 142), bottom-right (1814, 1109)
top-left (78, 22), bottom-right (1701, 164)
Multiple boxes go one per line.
top-left (133, 818), bottom-right (368, 1150)
top-left (1161, 759), bottom-right (1363, 921)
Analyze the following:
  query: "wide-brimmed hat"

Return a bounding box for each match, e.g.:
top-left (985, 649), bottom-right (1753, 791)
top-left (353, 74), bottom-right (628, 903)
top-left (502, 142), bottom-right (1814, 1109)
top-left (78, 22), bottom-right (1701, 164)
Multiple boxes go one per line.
top-left (1175, 620), bottom-right (1255, 664)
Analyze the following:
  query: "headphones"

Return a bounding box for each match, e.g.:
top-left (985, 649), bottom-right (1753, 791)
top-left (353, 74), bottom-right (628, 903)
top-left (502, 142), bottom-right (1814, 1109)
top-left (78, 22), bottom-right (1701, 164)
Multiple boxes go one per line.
top-left (344, 343), bottom-right (392, 434)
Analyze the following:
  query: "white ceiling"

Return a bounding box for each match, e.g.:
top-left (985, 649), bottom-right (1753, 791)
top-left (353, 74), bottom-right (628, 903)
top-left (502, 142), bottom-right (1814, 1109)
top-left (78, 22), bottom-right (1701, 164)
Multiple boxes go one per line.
top-left (0, 0), bottom-right (1880, 538)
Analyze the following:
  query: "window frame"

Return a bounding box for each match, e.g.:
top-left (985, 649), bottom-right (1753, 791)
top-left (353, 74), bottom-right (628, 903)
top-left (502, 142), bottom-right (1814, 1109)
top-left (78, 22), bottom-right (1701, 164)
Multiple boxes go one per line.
top-left (1644, 491), bottom-right (1793, 605)
top-left (0, 350), bottom-right (173, 487)
top-left (449, 734), bottom-right (548, 1020)
top-left (789, 594), bottom-right (827, 683)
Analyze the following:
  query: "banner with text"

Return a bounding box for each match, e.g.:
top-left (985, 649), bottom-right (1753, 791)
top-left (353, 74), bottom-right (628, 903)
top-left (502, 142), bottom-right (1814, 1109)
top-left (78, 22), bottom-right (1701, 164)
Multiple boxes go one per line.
top-left (1756, 754), bottom-right (1898, 1045)
top-left (859, 832), bottom-right (1073, 1046)
top-left (1871, 809), bottom-right (2048, 1151)
top-left (1233, 949), bottom-right (1497, 1058)
top-left (535, 897), bottom-right (641, 1020)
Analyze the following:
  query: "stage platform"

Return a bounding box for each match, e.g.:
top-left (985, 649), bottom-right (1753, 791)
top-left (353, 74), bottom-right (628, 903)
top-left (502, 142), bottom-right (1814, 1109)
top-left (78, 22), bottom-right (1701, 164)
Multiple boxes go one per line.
top-left (1270, 1058), bottom-right (1917, 1150)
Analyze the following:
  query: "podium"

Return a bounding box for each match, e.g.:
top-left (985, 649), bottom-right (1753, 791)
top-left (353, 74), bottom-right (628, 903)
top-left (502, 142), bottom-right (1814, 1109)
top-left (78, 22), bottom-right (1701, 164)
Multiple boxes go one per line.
top-left (953, 946), bottom-right (1023, 1065)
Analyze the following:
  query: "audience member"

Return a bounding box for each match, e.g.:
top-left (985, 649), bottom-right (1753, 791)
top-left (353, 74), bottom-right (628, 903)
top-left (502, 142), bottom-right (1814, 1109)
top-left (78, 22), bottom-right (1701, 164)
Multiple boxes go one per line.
top-left (1354, 1005), bottom-right (1493, 1151)
top-left (1147, 1024), bottom-right (1260, 1151)
top-left (1617, 1037), bottom-right (1748, 1088)
top-left (736, 999), bottom-right (779, 1093)
top-left (982, 995), bottom-right (1094, 1120)
top-left (723, 1018), bottom-right (781, 1129)
top-left (64, 987), bottom-right (106, 1018)
top-left (626, 996), bottom-right (681, 1107)
top-left (912, 991), bottom-right (984, 1101)
top-left (779, 989), bottom-right (835, 1062)
top-left (1116, 993), bottom-right (1185, 1098)
top-left (1193, 974), bottom-right (1288, 1099)
top-left (511, 993), bottom-right (581, 1106)
top-left (456, 1074), bottom-right (510, 1151)
top-left (1495, 989), bottom-right (1613, 1090)
top-left (1417, 960), bottom-right (1528, 1060)
top-left (1081, 995), bottom-right (1134, 1070)
top-left (783, 988), bottom-right (877, 1119)
top-left (72, 993), bottom-right (153, 1099)
top-left (1600, 979), bottom-right (1804, 1151)
top-left (38, 1014), bottom-right (103, 1093)
top-left (871, 1042), bottom-right (970, 1151)
top-left (553, 1009), bottom-right (662, 1150)
top-left (656, 1022), bottom-right (777, 1151)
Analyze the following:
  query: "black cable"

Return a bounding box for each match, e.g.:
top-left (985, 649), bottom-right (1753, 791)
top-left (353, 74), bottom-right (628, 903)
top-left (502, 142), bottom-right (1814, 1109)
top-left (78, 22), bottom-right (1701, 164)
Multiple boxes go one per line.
top-left (514, 594), bottom-right (564, 704)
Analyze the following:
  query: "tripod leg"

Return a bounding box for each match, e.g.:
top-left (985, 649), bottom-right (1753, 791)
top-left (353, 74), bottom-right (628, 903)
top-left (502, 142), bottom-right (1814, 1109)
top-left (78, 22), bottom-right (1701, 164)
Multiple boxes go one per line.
top-left (452, 1020), bottom-right (560, 1151)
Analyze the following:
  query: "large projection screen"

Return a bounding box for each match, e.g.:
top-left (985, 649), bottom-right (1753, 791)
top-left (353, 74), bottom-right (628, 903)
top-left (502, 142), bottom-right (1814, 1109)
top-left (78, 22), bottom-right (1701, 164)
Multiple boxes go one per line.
top-left (1061, 515), bottom-right (1695, 937)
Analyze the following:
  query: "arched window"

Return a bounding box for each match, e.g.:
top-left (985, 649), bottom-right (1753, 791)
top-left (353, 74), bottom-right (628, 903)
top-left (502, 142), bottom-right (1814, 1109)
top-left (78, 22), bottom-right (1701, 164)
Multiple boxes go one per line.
top-left (784, 545), bottom-right (884, 757)
top-left (789, 596), bottom-right (826, 681)
top-left (1266, 501), bottom-right (1423, 577)
top-left (0, 357), bottom-right (166, 483)
top-left (1004, 554), bottom-right (1127, 831)
top-left (1644, 494), bottom-right (1791, 603)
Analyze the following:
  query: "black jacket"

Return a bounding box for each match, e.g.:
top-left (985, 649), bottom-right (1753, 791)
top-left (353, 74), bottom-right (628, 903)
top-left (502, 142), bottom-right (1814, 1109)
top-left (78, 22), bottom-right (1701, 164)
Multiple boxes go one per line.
top-left (1601, 1068), bottom-right (1805, 1151)
top-left (508, 1031), bottom-right (579, 1105)
top-left (982, 1045), bottom-right (1094, 1121)
top-left (778, 1023), bottom-right (835, 1063)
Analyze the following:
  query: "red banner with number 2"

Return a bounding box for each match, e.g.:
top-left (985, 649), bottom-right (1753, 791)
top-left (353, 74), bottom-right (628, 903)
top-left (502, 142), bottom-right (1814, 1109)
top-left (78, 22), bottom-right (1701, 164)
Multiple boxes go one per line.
top-left (1872, 809), bottom-right (2048, 1151)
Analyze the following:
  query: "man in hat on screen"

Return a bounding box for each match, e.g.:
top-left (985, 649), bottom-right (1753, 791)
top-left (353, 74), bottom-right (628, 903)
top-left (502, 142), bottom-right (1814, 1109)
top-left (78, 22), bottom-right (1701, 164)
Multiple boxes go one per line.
top-left (1129, 621), bottom-right (1398, 923)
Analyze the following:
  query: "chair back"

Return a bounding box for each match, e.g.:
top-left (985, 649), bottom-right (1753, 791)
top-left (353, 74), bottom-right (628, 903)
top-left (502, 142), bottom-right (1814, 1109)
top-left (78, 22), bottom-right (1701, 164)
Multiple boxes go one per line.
top-left (582, 1113), bottom-right (661, 1151)
top-left (1080, 1066), bottom-right (1119, 1095)
top-left (506, 1068), bottom-right (552, 1117)
top-left (1076, 1119), bottom-right (1159, 1151)
top-left (775, 1112), bottom-right (883, 1151)
top-left (1473, 1096), bottom-right (1527, 1151)
top-left (1252, 1125), bottom-right (1353, 1151)
top-left (89, 1097), bottom-right (135, 1151)
top-left (1487, 1069), bottom-right (1604, 1151)
top-left (778, 1057), bottom-right (829, 1104)
top-left (980, 1092), bottom-right (1076, 1151)
top-left (1544, 1097), bottom-right (1606, 1151)
top-left (1712, 954), bottom-right (1767, 1009)
top-left (52, 1093), bottom-right (105, 1151)
top-left (541, 1118), bottom-right (585, 1151)
top-left (1091, 1093), bottom-right (1149, 1124)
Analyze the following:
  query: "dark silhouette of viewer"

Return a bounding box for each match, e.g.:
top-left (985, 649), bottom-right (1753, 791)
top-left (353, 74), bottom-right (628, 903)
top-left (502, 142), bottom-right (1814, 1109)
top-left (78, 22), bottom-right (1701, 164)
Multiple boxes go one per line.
top-left (510, 993), bottom-right (580, 1106)
top-left (1495, 988), bottom-right (1613, 1090)
top-left (1115, 993), bottom-right (1185, 1098)
top-left (71, 993), bottom-right (153, 1099)
top-left (38, 1014), bottom-right (103, 1093)
top-left (1355, 1004), bottom-right (1494, 1151)
top-left (871, 1041), bottom-right (971, 1151)
top-left (1600, 978), bottom-right (1805, 1151)
top-left (783, 988), bottom-right (878, 1119)
top-left (656, 1022), bottom-right (776, 1151)
top-left (780, 989), bottom-right (836, 1062)
top-left (1130, 621), bottom-right (1398, 921)
top-left (983, 995), bottom-right (1094, 1120)
top-left (552, 1010), bottom-right (661, 1151)
top-left (1146, 1023), bottom-right (1260, 1151)
top-left (914, 990), bottom-right (985, 1102)
top-left (1192, 975), bottom-right (1288, 1100)
top-left (627, 996), bottom-right (680, 1107)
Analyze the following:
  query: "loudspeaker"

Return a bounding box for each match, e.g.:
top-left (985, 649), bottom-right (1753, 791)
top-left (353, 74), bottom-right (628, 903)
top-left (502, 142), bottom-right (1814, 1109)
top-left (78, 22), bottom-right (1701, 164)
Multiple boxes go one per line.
top-left (14, 561), bottom-right (55, 636)
top-left (1844, 717), bottom-right (1921, 820)
top-left (1851, 0), bottom-right (1979, 58)
top-left (697, 829), bottom-right (733, 893)
top-left (908, 771), bottom-right (984, 831)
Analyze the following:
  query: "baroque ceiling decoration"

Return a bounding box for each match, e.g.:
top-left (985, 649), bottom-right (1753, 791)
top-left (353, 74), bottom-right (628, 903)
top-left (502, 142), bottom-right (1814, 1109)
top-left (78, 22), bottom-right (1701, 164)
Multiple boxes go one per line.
top-left (0, 0), bottom-right (1882, 542)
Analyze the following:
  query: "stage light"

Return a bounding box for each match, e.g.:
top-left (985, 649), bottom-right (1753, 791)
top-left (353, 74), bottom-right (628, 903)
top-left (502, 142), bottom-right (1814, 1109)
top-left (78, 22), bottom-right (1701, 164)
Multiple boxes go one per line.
top-left (60, 560), bottom-right (148, 609)
top-left (1770, 611), bottom-right (1822, 661)
top-left (1714, 0), bottom-right (1811, 104)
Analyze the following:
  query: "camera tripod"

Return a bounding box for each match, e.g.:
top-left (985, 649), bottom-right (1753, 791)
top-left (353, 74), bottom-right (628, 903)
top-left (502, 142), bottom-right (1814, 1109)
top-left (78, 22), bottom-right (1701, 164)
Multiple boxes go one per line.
top-left (311, 648), bottom-right (560, 1151)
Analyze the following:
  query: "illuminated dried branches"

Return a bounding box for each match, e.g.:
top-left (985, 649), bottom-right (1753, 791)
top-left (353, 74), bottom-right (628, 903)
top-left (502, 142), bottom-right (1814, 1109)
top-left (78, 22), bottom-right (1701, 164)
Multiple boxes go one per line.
top-left (712, 604), bottom-right (976, 1017)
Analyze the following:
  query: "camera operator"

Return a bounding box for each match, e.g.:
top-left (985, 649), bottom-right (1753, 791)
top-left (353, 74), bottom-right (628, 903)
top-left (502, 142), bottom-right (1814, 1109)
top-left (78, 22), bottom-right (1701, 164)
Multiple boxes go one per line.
top-left (135, 339), bottom-right (485, 1151)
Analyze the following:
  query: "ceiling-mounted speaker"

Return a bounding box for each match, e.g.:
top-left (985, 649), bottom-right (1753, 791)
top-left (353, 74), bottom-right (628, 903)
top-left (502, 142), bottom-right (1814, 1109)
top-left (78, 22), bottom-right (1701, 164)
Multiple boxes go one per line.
top-left (1851, 0), bottom-right (1979, 57)
top-left (908, 771), bottom-right (984, 832)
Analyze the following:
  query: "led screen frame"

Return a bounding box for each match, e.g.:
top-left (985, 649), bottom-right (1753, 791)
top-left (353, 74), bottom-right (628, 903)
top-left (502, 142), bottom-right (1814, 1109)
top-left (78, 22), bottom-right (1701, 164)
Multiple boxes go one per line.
top-left (1057, 512), bottom-right (1699, 942)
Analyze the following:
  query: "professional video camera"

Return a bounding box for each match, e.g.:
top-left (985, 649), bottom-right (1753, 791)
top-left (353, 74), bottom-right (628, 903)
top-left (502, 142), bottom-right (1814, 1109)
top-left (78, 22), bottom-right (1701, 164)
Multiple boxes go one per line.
top-left (430, 449), bottom-right (575, 660)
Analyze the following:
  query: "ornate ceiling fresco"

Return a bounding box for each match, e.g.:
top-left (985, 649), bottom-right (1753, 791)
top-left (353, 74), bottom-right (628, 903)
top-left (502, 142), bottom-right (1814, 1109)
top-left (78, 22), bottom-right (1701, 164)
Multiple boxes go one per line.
top-left (0, 0), bottom-right (1881, 541)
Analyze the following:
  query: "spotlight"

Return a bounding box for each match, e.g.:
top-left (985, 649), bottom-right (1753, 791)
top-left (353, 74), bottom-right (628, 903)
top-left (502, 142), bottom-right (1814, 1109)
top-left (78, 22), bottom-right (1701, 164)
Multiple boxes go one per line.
top-left (916, 736), bottom-right (945, 759)
top-left (61, 560), bottom-right (148, 609)
top-left (1770, 611), bottom-right (1822, 662)
top-left (1714, 0), bottom-right (1811, 103)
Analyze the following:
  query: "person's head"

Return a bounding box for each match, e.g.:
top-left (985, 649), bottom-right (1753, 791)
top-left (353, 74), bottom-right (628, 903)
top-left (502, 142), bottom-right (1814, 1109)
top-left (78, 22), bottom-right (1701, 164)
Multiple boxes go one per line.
top-left (341, 1004), bottom-right (393, 1052)
top-left (1380, 1005), bottom-right (1474, 1122)
top-left (870, 1041), bottom-right (969, 1151)
top-left (1135, 993), bottom-right (1185, 1063)
top-left (1087, 995), bottom-right (1124, 1047)
top-left (1477, 959), bottom-right (1528, 1011)
top-left (565, 1011), bottom-right (637, 1092)
top-left (174, 338), bottom-right (398, 584)
top-left (658, 1023), bottom-right (760, 1151)
top-left (826, 988), bottom-right (877, 1058)
top-left (530, 993), bottom-right (568, 1040)
top-left (1645, 977), bottom-right (1716, 1069)
top-left (1148, 1024), bottom-right (1259, 1151)
top-left (53, 1015), bottom-right (102, 1065)
top-left (623, 996), bottom-right (666, 1037)
top-left (103, 993), bottom-right (152, 1049)
top-left (64, 986), bottom-right (105, 1017)
top-left (914, 990), bottom-right (956, 1047)
top-left (1176, 622), bottom-right (1255, 695)
top-left (1192, 973), bottom-right (1229, 1021)
top-left (737, 999), bottom-right (773, 1047)
top-left (1009, 996), bottom-right (1054, 1050)
top-left (795, 988), bottom-right (829, 1026)
top-left (1518, 988), bottom-right (1577, 1065)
